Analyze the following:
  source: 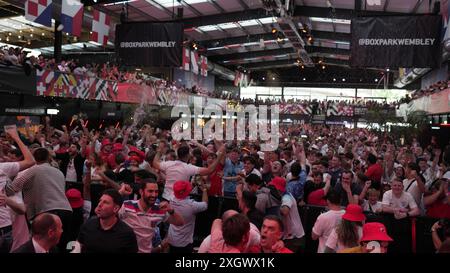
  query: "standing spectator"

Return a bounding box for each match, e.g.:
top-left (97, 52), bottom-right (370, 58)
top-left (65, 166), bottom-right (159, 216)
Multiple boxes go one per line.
top-left (167, 180), bottom-right (208, 253)
top-left (12, 213), bottom-right (62, 253)
top-left (77, 189), bottom-right (138, 253)
top-left (222, 148), bottom-right (244, 198)
top-left (248, 215), bottom-right (293, 253)
top-left (119, 179), bottom-right (184, 253)
top-left (381, 178), bottom-right (420, 219)
top-left (312, 189), bottom-right (345, 253)
top-left (55, 143), bottom-right (86, 191)
top-left (365, 153), bottom-right (383, 189)
top-left (237, 190), bottom-right (264, 230)
top-left (153, 144), bottom-right (225, 201)
top-left (5, 147), bottom-right (73, 253)
top-left (324, 204), bottom-right (366, 253)
top-left (403, 162), bottom-right (426, 212)
top-left (359, 181), bottom-right (383, 213)
top-left (340, 222), bottom-right (393, 253)
top-left (0, 128), bottom-right (34, 253)
top-left (334, 170), bottom-right (362, 206)
top-left (424, 179), bottom-right (450, 219)
top-left (278, 177), bottom-right (305, 252)
top-left (209, 213), bottom-right (250, 253)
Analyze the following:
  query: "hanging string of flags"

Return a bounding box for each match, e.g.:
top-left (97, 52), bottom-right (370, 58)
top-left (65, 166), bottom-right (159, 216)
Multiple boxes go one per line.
top-left (24, 0), bottom-right (110, 45)
top-left (181, 47), bottom-right (208, 77)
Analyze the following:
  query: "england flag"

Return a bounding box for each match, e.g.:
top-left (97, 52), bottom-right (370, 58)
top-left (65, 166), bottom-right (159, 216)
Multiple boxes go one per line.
top-left (61, 0), bottom-right (83, 37)
top-left (25, 0), bottom-right (52, 27)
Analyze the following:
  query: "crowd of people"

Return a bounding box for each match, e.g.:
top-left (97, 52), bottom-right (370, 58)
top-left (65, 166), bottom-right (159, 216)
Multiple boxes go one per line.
top-left (410, 81), bottom-right (450, 100)
top-left (0, 115), bottom-right (449, 254)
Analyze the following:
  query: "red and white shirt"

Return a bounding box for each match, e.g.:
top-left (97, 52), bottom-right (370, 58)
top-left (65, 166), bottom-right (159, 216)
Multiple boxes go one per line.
top-left (118, 200), bottom-right (169, 253)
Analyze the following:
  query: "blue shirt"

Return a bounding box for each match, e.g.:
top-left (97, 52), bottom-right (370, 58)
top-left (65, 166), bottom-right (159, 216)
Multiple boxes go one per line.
top-left (222, 158), bottom-right (243, 193)
top-left (286, 169), bottom-right (307, 201)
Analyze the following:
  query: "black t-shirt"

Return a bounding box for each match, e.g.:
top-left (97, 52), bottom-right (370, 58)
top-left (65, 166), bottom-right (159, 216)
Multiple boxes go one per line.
top-left (303, 180), bottom-right (325, 203)
top-left (78, 216), bottom-right (138, 253)
top-left (247, 208), bottom-right (264, 230)
top-left (334, 182), bottom-right (362, 207)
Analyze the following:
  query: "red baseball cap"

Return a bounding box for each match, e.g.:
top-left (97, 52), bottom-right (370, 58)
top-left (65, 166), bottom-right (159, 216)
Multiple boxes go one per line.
top-left (360, 222), bottom-right (393, 242)
top-left (66, 189), bottom-right (83, 209)
top-left (113, 143), bottom-right (124, 152)
top-left (342, 204), bottom-right (366, 222)
top-left (268, 177), bottom-right (286, 193)
top-left (173, 181), bottom-right (192, 200)
top-left (101, 139), bottom-right (112, 147)
top-left (129, 155), bottom-right (142, 164)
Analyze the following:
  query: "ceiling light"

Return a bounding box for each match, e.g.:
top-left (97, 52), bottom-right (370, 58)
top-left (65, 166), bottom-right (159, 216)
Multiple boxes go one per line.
top-left (322, 65), bottom-right (326, 70)
top-left (303, 78), bottom-right (306, 81)
top-left (30, 33), bottom-right (33, 37)
top-left (333, 78), bottom-right (336, 81)
top-left (42, 33), bottom-right (45, 36)
top-left (342, 78), bottom-right (346, 82)
top-left (271, 28), bottom-right (277, 33)
top-left (386, 68), bottom-right (390, 72)
top-left (18, 35), bottom-right (21, 39)
top-left (262, 77), bottom-right (265, 80)
top-left (301, 65), bottom-right (305, 69)
top-left (375, 78), bottom-right (378, 82)
top-left (8, 32), bottom-right (11, 36)
top-left (272, 77), bottom-right (275, 80)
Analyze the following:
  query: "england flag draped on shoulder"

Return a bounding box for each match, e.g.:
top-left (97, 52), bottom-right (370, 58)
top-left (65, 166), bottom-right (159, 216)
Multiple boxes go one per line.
top-left (61, 0), bottom-right (84, 37)
top-left (25, 0), bottom-right (52, 27)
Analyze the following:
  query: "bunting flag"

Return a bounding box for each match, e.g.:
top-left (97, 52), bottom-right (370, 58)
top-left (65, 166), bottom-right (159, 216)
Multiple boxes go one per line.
top-left (91, 9), bottom-right (110, 46)
top-left (200, 55), bottom-right (208, 77)
top-left (25, 0), bottom-right (52, 27)
top-left (190, 50), bottom-right (199, 75)
top-left (61, 0), bottom-right (83, 37)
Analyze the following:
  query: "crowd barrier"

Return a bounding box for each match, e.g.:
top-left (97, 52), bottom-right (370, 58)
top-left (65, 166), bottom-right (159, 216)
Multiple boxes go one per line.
top-left (190, 195), bottom-right (438, 253)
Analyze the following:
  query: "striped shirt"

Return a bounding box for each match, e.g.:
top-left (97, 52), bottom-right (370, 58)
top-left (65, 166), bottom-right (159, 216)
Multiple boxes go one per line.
top-left (118, 200), bottom-right (169, 253)
top-left (5, 163), bottom-right (72, 220)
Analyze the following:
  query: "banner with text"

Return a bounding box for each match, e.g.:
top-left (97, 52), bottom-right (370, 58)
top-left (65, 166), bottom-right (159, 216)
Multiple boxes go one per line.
top-left (115, 22), bottom-right (183, 67)
top-left (351, 16), bottom-right (442, 68)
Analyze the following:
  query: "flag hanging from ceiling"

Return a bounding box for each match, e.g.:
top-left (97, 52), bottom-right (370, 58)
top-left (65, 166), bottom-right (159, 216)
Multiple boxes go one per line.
top-left (190, 50), bottom-right (199, 75)
top-left (61, 0), bottom-right (83, 37)
top-left (182, 48), bottom-right (190, 71)
top-left (91, 9), bottom-right (110, 46)
top-left (200, 55), bottom-right (208, 77)
top-left (25, 0), bottom-right (53, 27)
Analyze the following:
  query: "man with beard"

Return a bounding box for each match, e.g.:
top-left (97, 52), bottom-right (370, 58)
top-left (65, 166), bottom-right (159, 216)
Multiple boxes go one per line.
top-left (118, 179), bottom-right (184, 253)
top-left (54, 143), bottom-right (86, 191)
top-left (77, 189), bottom-right (138, 253)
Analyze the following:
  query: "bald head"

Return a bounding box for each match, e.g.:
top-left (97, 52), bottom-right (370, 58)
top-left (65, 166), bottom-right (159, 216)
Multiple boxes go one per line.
top-left (32, 213), bottom-right (60, 239)
top-left (222, 210), bottom-right (238, 221)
